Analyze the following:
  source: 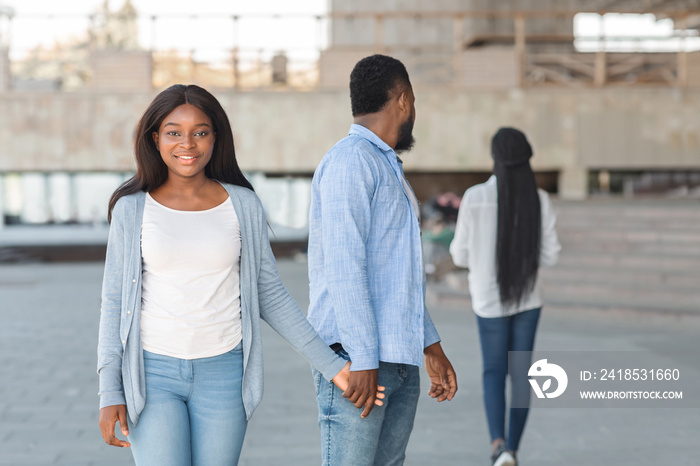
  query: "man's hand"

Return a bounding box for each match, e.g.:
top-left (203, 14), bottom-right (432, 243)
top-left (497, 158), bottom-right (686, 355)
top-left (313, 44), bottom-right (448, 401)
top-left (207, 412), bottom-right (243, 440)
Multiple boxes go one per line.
top-left (424, 342), bottom-right (458, 402)
top-left (332, 362), bottom-right (385, 415)
top-left (342, 368), bottom-right (381, 418)
top-left (99, 405), bottom-right (131, 448)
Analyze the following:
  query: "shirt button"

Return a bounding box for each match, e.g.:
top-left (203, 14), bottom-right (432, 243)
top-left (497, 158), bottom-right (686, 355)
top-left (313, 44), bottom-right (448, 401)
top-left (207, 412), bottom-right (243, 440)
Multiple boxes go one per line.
top-left (122, 340), bottom-right (126, 345)
top-left (132, 279), bottom-right (137, 283)
top-left (127, 311), bottom-right (132, 315)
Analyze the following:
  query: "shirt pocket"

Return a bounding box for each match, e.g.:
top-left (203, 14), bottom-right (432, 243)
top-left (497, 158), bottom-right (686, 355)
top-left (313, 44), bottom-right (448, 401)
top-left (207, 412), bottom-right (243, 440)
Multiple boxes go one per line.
top-left (373, 185), bottom-right (407, 230)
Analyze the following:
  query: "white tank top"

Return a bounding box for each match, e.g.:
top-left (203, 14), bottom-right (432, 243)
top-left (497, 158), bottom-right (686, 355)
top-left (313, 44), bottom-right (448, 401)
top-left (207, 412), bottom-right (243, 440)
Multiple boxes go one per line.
top-left (140, 193), bottom-right (242, 359)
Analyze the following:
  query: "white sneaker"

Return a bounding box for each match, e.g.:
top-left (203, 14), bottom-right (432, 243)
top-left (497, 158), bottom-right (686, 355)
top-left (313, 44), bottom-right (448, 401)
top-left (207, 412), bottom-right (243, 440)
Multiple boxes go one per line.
top-left (493, 450), bottom-right (515, 466)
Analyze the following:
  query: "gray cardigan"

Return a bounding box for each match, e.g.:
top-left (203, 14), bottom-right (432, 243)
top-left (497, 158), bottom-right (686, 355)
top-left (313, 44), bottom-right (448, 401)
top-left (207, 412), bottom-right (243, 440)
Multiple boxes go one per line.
top-left (97, 183), bottom-right (346, 425)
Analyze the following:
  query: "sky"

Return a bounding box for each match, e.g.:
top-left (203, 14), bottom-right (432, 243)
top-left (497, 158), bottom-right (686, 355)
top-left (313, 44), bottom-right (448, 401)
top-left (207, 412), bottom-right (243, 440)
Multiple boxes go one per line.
top-left (0, 0), bottom-right (698, 58)
top-left (575, 12), bottom-right (700, 52)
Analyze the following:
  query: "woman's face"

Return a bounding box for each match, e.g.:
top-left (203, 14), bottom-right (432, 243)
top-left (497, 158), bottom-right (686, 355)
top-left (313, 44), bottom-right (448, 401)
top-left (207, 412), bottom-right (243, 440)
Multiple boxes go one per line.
top-left (152, 103), bottom-right (216, 182)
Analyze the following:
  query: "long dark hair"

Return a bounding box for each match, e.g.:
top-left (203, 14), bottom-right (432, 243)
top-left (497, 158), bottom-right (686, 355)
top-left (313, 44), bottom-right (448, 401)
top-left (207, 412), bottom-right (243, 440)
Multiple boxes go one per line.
top-left (492, 127), bottom-right (541, 308)
top-left (108, 84), bottom-right (253, 222)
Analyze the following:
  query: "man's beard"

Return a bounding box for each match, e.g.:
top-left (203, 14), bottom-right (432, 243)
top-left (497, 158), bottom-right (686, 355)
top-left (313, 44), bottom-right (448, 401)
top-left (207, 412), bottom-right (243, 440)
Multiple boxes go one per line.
top-left (394, 112), bottom-right (415, 154)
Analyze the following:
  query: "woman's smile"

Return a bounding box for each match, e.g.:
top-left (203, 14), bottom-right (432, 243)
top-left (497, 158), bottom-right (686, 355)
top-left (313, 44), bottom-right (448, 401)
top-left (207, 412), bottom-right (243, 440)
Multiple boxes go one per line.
top-left (173, 153), bottom-right (201, 163)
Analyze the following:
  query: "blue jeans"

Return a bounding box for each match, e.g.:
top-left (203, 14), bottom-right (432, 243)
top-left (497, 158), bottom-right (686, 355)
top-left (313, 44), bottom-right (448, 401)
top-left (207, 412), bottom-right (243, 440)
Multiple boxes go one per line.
top-left (313, 349), bottom-right (420, 466)
top-left (476, 308), bottom-right (541, 452)
top-left (128, 344), bottom-right (247, 466)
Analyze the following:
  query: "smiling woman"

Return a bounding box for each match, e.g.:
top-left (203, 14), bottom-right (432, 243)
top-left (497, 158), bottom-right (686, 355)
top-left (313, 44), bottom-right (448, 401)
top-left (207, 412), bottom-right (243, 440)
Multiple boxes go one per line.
top-left (148, 104), bottom-right (224, 211)
top-left (106, 84), bottom-right (253, 218)
top-left (96, 84), bottom-right (384, 465)
top-left (155, 104), bottom-right (216, 167)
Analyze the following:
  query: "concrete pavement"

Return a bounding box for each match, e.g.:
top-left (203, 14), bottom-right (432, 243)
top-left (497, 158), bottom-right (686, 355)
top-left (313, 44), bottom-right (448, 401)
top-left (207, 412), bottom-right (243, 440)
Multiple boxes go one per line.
top-left (1, 259), bottom-right (698, 465)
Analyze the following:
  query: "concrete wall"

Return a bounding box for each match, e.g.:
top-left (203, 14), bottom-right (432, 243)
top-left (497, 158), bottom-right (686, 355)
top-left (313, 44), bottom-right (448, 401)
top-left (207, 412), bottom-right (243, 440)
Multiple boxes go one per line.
top-left (1, 87), bottom-right (699, 199)
top-left (322, 1), bottom-right (577, 88)
top-left (328, 0), bottom-right (577, 47)
top-left (0, 48), bottom-right (10, 92)
top-left (90, 50), bottom-right (152, 92)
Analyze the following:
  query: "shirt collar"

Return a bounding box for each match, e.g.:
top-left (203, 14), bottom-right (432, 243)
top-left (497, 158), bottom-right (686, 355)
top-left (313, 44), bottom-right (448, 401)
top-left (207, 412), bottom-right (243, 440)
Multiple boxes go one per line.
top-left (349, 124), bottom-right (394, 153)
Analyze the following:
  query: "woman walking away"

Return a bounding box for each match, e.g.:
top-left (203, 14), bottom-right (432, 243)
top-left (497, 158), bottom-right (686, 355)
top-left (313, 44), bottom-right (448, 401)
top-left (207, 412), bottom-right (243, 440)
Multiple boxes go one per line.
top-left (97, 84), bottom-right (383, 466)
top-left (449, 127), bottom-right (560, 466)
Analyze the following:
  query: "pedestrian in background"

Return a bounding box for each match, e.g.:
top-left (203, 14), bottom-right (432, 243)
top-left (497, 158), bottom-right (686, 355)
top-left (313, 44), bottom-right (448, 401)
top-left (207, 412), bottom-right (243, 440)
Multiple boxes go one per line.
top-left (96, 84), bottom-right (382, 466)
top-left (307, 54), bottom-right (458, 466)
top-left (449, 127), bottom-right (561, 466)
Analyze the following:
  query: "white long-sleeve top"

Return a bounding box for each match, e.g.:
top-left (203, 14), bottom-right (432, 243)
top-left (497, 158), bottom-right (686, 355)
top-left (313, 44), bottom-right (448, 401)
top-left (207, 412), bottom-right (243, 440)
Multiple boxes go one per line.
top-left (449, 176), bottom-right (561, 318)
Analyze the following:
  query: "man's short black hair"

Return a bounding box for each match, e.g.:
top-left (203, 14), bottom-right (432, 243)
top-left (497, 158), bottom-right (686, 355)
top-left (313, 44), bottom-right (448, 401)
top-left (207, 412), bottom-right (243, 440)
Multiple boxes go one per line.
top-left (350, 54), bottom-right (412, 117)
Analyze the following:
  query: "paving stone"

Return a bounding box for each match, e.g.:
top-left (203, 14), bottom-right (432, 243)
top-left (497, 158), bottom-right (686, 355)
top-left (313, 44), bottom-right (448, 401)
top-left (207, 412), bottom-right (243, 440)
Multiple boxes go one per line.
top-left (2, 260), bottom-right (699, 465)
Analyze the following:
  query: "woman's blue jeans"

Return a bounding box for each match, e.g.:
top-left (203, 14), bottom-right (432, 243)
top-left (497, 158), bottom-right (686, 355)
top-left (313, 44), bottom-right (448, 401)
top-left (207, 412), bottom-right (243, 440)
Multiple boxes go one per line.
top-left (476, 307), bottom-right (541, 452)
top-left (127, 344), bottom-right (247, 466)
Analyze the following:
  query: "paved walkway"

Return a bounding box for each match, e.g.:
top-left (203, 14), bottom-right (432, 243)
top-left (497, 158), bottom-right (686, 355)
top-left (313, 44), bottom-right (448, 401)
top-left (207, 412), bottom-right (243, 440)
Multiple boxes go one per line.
top-left (1, 259), bottom-right (698, 465)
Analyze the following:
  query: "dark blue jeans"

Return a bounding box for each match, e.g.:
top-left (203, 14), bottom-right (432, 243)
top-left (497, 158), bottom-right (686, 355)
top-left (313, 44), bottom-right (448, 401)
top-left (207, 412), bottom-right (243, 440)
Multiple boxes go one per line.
top-left (476, 307), bottom-right (541, 452)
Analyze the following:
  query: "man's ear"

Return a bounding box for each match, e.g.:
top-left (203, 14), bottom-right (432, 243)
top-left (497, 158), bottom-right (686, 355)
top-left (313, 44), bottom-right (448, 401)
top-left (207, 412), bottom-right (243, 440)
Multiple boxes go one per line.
top-left (397, 91), bottom-right (410, 113)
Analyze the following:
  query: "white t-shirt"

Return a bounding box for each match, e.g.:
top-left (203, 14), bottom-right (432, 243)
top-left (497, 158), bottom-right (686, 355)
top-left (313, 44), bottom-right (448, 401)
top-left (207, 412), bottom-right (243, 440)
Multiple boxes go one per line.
top-left (449, 176), bottom-right (561, 318)
top-left (140, 193), bottom-right (242, 359)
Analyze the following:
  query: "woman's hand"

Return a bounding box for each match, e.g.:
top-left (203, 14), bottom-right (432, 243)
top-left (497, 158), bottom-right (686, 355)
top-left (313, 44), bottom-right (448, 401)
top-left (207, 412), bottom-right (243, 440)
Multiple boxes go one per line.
top-left (331, 361), bottom-right (386, 414)
top-left (99, 405), bottom-right (131, 447)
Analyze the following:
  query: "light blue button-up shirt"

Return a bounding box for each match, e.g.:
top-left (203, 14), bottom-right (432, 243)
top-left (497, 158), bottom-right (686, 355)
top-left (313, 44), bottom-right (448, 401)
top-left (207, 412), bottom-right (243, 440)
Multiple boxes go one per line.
top-left (307, 124), bottom-right (441, 371)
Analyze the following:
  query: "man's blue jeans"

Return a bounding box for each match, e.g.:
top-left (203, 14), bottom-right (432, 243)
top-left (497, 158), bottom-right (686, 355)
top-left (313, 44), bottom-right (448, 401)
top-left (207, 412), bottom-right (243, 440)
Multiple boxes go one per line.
top-left (476, 307), bottom-right (541, 452)
top-left (127, 344), bottom-right (247, 466)
top-left (312, 348), bottom-right (420, 466)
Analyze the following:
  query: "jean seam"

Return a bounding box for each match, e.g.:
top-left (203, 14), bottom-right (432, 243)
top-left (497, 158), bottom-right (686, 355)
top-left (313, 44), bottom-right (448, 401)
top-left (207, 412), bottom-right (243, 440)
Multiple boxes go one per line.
top-left (324, 377), bottom-right (334, 466)
top-left (185, 360), bottom-right (194, 402)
